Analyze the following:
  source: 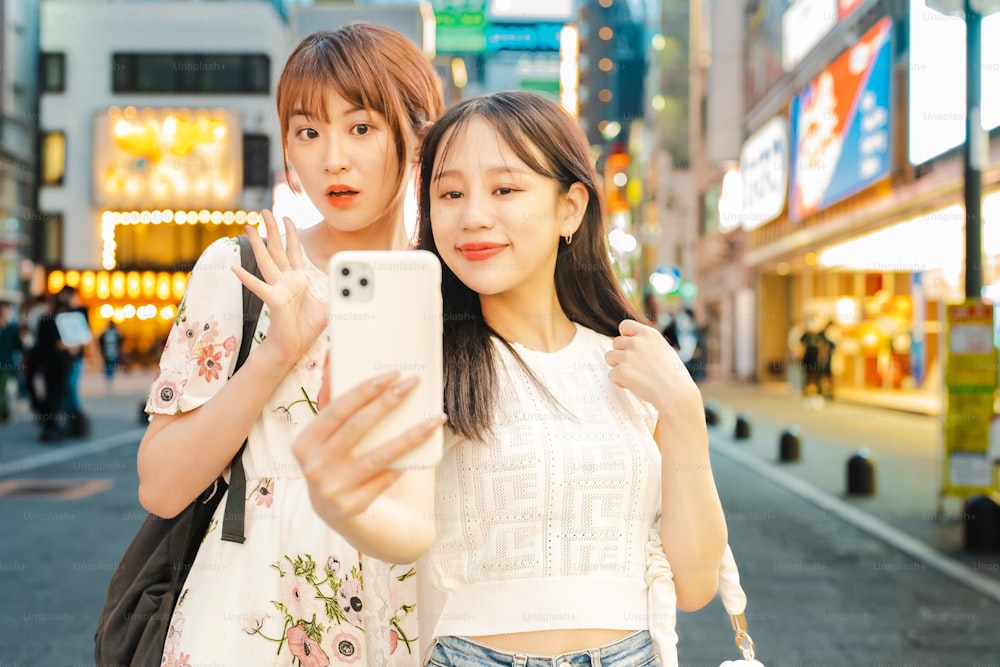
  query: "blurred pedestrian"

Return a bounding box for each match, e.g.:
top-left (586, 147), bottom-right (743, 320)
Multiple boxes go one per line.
top-left (20, 294), bottom-right (49, 414)
top-left (663, 306), bottom-right (704, 382)
top-left (98, 321), bottom-right (123, 389)
top-left (56, 286), bottom-right (91, 426)
top-left (818, 320), bottom-right (836, 400)
top-left (34, 294), bottom-right (73, 441)
top-left (799, 322), bottom-right (825, 407)
top-left (786, 320), bottom-right (805, 394)
top-left (0, 301), bottom-right (21, 424)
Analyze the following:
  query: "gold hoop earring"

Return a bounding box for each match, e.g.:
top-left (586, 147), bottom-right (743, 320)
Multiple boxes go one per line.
top-left (564, 233), bottom-right (573, 245)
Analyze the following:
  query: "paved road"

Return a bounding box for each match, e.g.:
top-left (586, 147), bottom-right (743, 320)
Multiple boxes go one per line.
top-left (1, 373), bottom-right (999, 666)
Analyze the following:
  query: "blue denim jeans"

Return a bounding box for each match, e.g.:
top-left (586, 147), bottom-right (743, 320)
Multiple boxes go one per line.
top-left (426, 630), bottom-right (660, 667)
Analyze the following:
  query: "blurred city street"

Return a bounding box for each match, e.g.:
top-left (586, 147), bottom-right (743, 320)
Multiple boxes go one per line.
top-left (2, 0), bottom-right (1000, 665)
top-left (2, 372), bottom-right (1000, 666)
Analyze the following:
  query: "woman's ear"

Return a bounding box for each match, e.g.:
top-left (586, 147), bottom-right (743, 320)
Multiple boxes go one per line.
top-left (561, 182), bottom-right (589, 238)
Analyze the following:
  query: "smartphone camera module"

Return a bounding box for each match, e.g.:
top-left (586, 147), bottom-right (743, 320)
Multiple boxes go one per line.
top-left (335, 262), bottom-right (374, 302)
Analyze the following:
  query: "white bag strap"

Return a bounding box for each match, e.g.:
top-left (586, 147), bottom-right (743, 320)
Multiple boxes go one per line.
top-left (719, 544), bottom-right (757, 661)
top-left (646, 529), bottom-right (759, 664)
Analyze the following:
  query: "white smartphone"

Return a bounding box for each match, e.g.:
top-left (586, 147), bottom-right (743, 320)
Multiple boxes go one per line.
top-left (328, 250), bottom-right (444, 469)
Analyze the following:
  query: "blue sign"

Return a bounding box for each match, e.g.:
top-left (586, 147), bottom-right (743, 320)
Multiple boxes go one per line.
top-left (486, 22), bottom-right (563, 52)
top-left (788, 17), bottom-right (892, 221)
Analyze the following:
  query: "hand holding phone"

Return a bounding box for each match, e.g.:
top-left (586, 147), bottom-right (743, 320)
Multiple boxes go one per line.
top-left (328, 250), bottom-right (444, 469)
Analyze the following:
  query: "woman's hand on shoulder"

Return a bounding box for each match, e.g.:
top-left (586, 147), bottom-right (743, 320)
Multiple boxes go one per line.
top-left (292, 366), bottom-right (447, 528)
top-left (232, 210), bottom-right (327, 368)
top-left (605, 318), bottom-right (701, 416)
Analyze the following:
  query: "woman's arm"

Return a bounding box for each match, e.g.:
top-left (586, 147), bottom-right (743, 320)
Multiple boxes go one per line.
top-left (137, 346), bottom-right (296, 518)
top-left (654, 400), bottom-right (728, 612)
top-left (138, 213), bottom-right (327, 517)
top-left (605, 319), bottom-right (728, 611)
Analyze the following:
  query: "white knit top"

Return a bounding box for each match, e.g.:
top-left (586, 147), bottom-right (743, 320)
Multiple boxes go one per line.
top-left (417, 323), bottom-right (661, 646)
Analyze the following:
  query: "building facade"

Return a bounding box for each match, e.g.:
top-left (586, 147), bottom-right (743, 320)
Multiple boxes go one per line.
top-left (707, 0), bottom-right (1000, 411)
top-left (0, 0), bottom-right (40, 306)
top-left (38, 0), bottom-right (289, 362)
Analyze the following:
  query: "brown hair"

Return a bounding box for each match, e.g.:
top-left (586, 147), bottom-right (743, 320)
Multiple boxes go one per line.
top-left (276, 24), bottom-right (443, 199)
top-left (416, 91), bottom-right (641, 441)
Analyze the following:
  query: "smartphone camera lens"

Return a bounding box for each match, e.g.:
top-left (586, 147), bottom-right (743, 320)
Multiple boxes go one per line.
top-left (341, 267), bottom-right (350, 276)
top-left (359, 278), bottom-right (368, 287)
top-left (341, 288), bottom-right (350, 298)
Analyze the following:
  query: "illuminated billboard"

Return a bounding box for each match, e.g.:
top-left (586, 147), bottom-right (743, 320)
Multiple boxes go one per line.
top-left (93, 106), bottom-right (242, 209)
top-left (908, 0), bottom-right (1000, 165)
top-left (788, 16), bottom-right (892, 222)
top-left (487, 0), bottom-right (573, 20)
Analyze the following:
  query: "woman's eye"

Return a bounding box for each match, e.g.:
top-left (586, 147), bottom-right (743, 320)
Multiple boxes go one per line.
top-left (440, 191), bottom-right (462, 200)
top-left (353, 123), bottom-right (371, 136)
top-left (295, 128), bottom-right (318, 140)
top-left (495, 187), bottom-right (515, 196)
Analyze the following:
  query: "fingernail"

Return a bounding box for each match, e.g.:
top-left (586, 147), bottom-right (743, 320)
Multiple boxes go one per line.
top-left (391, 376), bottom-right (420, 395)
top-left (372, 371), bottom-right (400, 388)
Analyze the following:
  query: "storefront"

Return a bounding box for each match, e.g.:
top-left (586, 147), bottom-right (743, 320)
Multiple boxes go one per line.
top-left (41, 105), bottom-right (262, 367)
top-left (744, 4), bottom-right (1000, 411)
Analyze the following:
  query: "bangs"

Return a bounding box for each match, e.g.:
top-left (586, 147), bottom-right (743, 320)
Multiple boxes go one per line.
top-left (430, 103), bottom-right (561, 187)
top-left (277, 29), bottom-right (400, 134)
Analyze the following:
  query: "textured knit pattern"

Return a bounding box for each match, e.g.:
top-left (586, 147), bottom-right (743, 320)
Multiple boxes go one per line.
top-left (146, 237), bottom-right (419, 666)
top-left (419, 323), bottom-right (661, 643)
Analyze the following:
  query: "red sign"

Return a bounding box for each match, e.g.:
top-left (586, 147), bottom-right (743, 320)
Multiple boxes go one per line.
top-left (949, 304), bottom-right (993, 322)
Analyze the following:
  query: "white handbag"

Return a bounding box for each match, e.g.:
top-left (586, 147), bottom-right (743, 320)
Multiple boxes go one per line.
top-left (646, 530), bottom-right (765, 667)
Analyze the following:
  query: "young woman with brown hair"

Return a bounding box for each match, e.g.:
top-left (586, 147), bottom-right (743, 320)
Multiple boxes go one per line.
top-left (136, 25), bottom-right (443, 665)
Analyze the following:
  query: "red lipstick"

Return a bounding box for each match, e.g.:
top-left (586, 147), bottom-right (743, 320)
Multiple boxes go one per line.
top-left (325, 184), bottom-right (358, 209)
top-left (459, 242), bottom-right (506, 261)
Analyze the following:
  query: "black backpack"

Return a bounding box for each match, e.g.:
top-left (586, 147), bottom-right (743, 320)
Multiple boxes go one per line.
top-left (94, 235), bottom-right (263, 666)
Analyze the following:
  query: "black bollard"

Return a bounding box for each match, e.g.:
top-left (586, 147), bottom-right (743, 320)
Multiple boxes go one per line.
top-left (846, 450), bottom-right (876, 496)
top-left (963, 493), bottom-right (1000, 553)
top-left (779, 427), bottom-right (801, 462)
top-left (705, 403), bottom-right (719, 426)
top-left (734, 413), bottom-right (751, 440)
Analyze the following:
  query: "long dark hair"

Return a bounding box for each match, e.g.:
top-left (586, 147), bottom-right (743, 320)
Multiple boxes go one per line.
top-left (417, 91), bottom-right (641, 441)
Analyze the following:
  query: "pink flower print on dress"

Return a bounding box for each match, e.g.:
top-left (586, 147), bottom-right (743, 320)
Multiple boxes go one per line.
top-left (255, 479), bottom-right (274, 508)
top-left (150, 379), bottom-right (184, 411)
top-left (197, 345), bottom-right (223, 382)
top-left (286, 625), bottom-right (331, 667)
top-left (280, 573), bottom-right (310, 621)
top-left (337, 578), bottom-right (363, 626)
top-left (163, 653), bottom-right (192, 667)
top-left (221, 334), bottom-right (238, 357)
top-left (177, 320), bottom-right (201, 345)
top-left (331, 632), bottom-right (362, 664)
top-left (200, 318), bottom-right (219, 345)
top-left (390, 629), bottom-right (398, 655)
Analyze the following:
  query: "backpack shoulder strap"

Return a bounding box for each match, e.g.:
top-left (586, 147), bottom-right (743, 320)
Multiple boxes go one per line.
top-left (221, 234), bottom-right (265, 544)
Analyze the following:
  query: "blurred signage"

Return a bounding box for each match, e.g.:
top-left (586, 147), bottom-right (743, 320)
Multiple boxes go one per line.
top-left (433, 0), bottom-right (488, 54)
top-left (92, 107), bottom-right (241, 209)
top-left (782, 0), bottom-right (838, 71)
top-left (486, 22), bottom-right (563, 51)
top-left (788, 16), bottom-right (892, 222)
top-left (839, 0), bottom-right (865, 17)
top-left (488, 0), bottom-right (573, 20)
top-left (739, 116), bottom-right (789, 229)
top-left (745, 0), bottom-right (792, 108)
top-left (942, 300), bottom-right (997, 495)
top-left (908, 0), bottom-right (1000, 165)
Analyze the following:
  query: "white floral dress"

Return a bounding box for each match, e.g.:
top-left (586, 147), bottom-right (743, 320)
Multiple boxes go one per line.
top-left (146, 237), bottom-right (419, 667)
